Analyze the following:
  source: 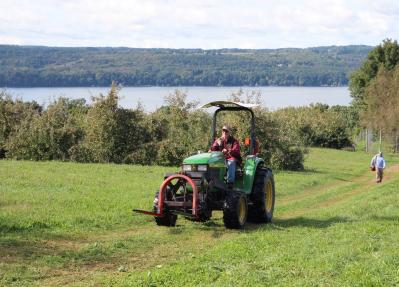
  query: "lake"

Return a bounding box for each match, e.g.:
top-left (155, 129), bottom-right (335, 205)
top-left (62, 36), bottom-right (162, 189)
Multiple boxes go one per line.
top-left (3, 86), bottom-right (351, 111)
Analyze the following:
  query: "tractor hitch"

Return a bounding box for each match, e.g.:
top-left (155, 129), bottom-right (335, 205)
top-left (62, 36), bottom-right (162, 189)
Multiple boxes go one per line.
top-left (132, 209), bottom-right (163, 217)
top-left (133, 174), bottom-right (199, 220)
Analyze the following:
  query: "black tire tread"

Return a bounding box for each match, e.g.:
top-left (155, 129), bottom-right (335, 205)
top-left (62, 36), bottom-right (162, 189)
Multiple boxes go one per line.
top-left (153, 192), bottom-right (177, 227)
top-left (248, 167), bottom-right (275, 223)
top-left (223, 191), bottom-right (247, 229)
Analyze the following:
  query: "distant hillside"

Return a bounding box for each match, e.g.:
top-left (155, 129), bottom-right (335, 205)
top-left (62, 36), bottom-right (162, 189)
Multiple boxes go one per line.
top-left (0, 45), bottom-right (372, 87)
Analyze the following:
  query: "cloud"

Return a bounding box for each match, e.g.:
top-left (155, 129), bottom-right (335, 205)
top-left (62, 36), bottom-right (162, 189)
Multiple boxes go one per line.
top-left (0, 0), bottom-right (398, 48)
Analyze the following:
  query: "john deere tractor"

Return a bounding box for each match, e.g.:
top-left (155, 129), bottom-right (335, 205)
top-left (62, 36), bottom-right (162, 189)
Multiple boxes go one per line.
top-left (134, 101), bottom-right (275, 229)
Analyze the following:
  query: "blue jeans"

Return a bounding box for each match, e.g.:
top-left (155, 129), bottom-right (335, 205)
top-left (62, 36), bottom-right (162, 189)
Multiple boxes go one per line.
top-left (227, 160), bottom-right (236, 184)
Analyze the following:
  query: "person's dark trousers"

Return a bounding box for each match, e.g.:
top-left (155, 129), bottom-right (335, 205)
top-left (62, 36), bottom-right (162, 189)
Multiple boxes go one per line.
top-left (376, 168), bottom-right (384, 183)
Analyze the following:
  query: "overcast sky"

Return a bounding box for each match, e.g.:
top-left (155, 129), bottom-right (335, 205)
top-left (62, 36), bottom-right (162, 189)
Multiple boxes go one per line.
top-left (1, 0), bottom-right (398, 49)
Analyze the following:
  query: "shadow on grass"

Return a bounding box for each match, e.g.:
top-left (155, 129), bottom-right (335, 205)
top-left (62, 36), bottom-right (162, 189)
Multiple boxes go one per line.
top-left (169, 215), bottom-right (351, 233)
top-left (196, 219), bottom-right (233, 238)
top-left (368, 215), bottom-right (399, 222)
top-left (272, 216), bottom-right (351, 229)
top-left (0, 237), bottom-right (67, 263)
top-left (276, 168), bottom-right (325, 175)
top-left (0, 222), bottom-right (51, 233)
top-left (331, 176), bottom-right (355, 182)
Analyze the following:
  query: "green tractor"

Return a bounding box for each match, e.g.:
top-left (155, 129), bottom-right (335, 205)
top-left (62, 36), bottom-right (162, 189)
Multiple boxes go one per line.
top-left (134, 101), bottom-right (275, 229)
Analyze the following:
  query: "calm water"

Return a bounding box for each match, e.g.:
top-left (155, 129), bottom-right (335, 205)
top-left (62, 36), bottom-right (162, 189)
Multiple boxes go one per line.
top-left (3, 86), bottom-right (351, 111)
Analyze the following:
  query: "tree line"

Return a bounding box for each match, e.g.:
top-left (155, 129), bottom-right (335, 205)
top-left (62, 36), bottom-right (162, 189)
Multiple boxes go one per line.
top-left (0, 45), bottom-right (371, 87)
top-left (349, 39), bottom-right (399, 147)
top-left (0, 84), bottom-right (357, 170)
top-left (2, 39), bottom-right (397, 169)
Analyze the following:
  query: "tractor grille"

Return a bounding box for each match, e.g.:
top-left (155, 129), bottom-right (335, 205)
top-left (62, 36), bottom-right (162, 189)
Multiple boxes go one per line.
top-left (185, 171), bottom-right (206, 179)
top-left (184, 171), bottom-right (206, 190)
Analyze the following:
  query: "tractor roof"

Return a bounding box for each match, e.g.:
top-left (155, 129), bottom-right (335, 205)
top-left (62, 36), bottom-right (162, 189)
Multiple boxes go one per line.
top-left (201, 101), bottom-right (258, 109)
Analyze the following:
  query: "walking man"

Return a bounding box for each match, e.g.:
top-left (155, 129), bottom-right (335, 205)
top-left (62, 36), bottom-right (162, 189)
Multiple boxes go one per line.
top-left (374, 152), bottom-right (386, 183)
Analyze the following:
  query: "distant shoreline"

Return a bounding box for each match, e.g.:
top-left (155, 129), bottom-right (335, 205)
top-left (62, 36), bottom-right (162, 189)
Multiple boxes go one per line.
top-left (2, 85), bottom-right (350, 89)
top-left (2, 86), bottom-right (351, 112)
top-left (0, 45), bottom-right (371, 88)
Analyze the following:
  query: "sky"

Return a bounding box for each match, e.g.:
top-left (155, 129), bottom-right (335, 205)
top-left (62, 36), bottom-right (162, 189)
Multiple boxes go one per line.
top-left (1, 0), bottom-right (398, 49)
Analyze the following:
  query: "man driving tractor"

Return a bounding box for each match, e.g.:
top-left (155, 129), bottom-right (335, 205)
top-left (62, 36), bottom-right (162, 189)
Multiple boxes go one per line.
top-left (209, 125), bottom-right (242, 188)
top-left (134, 101), bottom-right (275, 229)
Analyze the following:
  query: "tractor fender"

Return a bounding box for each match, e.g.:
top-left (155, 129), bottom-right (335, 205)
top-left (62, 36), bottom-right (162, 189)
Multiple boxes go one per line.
top-left (243, 156), bottom-right (265, 194)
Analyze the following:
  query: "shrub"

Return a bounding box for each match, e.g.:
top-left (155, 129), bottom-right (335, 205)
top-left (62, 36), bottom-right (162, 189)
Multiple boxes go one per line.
top-left (156, 140), bottom-right (190, 166)
top-left (124, 142), bottom-right (159, 165)
top-left (69, 144), bottom-right (94, 163)
top-left (0, 92), bottom-right (42, 158)
top-left (6, 98), bottom-right (84, 160)
top-left (1, 86), bottom-right (309, 171)
top-left (270, 146), bottom-right (305, 170)
top-left (273, 104), bottom-right (353, 149)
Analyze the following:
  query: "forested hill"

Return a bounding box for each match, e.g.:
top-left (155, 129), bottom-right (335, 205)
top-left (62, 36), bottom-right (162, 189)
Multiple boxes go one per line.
top-left (0, 45), bottom-right (372, 87)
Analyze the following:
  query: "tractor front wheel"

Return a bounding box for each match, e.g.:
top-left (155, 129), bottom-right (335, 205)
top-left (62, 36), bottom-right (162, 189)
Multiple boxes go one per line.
top-left (153, 192), bottom-right (177, 227)
top-left (248, 168), bottom-right (275, 223)
top-left (223, 191), bottom-right (248, 229)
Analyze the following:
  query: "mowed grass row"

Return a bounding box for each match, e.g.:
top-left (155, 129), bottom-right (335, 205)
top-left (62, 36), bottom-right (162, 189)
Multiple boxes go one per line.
top-left (1, 148), bottom-right (399, 286)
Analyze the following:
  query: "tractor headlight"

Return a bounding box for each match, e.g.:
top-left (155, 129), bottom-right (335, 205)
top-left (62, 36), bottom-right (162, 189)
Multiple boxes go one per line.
top-left (182, 164), bottom-right (208, 172)
top-left (182, 164), bottom-right (193, 172)
top-left (197, 165), bottom-right (208, 172)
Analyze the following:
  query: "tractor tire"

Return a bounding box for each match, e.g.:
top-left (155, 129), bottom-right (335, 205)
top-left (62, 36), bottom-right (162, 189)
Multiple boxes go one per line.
top-left (223, 191), bottom-right (248, 229)
top-left (248, 168), bottom-right (275, 223)
top-left (197, 196), bottom-right (212, 222)
top-left (153, 192), bottom-right (177, 227)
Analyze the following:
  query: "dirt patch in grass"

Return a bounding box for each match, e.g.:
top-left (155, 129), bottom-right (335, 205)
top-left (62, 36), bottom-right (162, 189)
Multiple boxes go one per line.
top-left (0, 203), bottom-right (32, 211)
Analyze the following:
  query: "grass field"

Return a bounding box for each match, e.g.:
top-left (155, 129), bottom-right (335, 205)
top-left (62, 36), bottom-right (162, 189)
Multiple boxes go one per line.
top-left (1, 148), bottom-right (399, 286)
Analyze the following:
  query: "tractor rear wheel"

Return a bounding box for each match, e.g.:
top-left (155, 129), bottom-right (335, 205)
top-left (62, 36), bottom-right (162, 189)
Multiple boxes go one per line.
top-left (153, 192), bottom-right (177, 227)
top-left (248, 168), bottom-right (275, 223)
top-left (223, 191), bottom-right (248, 229)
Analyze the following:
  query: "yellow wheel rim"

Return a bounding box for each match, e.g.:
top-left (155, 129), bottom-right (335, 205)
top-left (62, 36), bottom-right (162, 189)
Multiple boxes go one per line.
top-left (265, 180), bottom-right (273, 212)
top-left (238, 197), bottom-right (246, 224)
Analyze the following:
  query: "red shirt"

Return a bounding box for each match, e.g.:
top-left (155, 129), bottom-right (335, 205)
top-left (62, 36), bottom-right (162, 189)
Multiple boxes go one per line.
top-left (211, 136), bottom-right (241, 162)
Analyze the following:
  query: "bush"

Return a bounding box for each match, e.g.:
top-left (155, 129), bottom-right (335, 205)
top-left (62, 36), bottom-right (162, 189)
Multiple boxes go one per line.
top-left (1, 87), bottom-right (309, 170)
top-left (156, 140), bottom-right (190, 166)
top-left (270, 146), bottom-right (305, 170)
top-left (0, 91), bottom-right (42, 158)
top-left (69, 144), bottom-right (94, 163)
top-left (123, 143), bottom-right (158, 165)
top-left (255, 109), bottom-right (305, 171)
top-left (5, 98), bottom-right (84, 160)
top-left (273, 104), bottom-right (354, 149)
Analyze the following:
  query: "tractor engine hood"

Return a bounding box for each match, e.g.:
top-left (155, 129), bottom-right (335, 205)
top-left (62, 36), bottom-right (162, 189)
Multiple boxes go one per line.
top-left (183, 152), bottom-right (225, 168)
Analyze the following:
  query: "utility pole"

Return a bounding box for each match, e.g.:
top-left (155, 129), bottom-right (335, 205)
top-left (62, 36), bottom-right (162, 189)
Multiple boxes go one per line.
top-left (366, 129), bottom-right (368, 153)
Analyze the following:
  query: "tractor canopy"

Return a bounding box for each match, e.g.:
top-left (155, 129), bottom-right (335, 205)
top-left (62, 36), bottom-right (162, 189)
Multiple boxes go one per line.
top-left (201, 101), bottom-right (258, 109)
top-left (202, 101), bottom-right (258, 156)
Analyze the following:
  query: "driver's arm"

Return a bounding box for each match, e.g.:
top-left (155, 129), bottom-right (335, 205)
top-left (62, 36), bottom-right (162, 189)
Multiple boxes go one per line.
top-left (210, 138), bottom-right (222, 151)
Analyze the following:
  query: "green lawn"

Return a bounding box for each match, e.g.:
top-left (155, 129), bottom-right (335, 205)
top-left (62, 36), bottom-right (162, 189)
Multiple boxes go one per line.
top-left (1, 148), bottom-right (399, 286)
